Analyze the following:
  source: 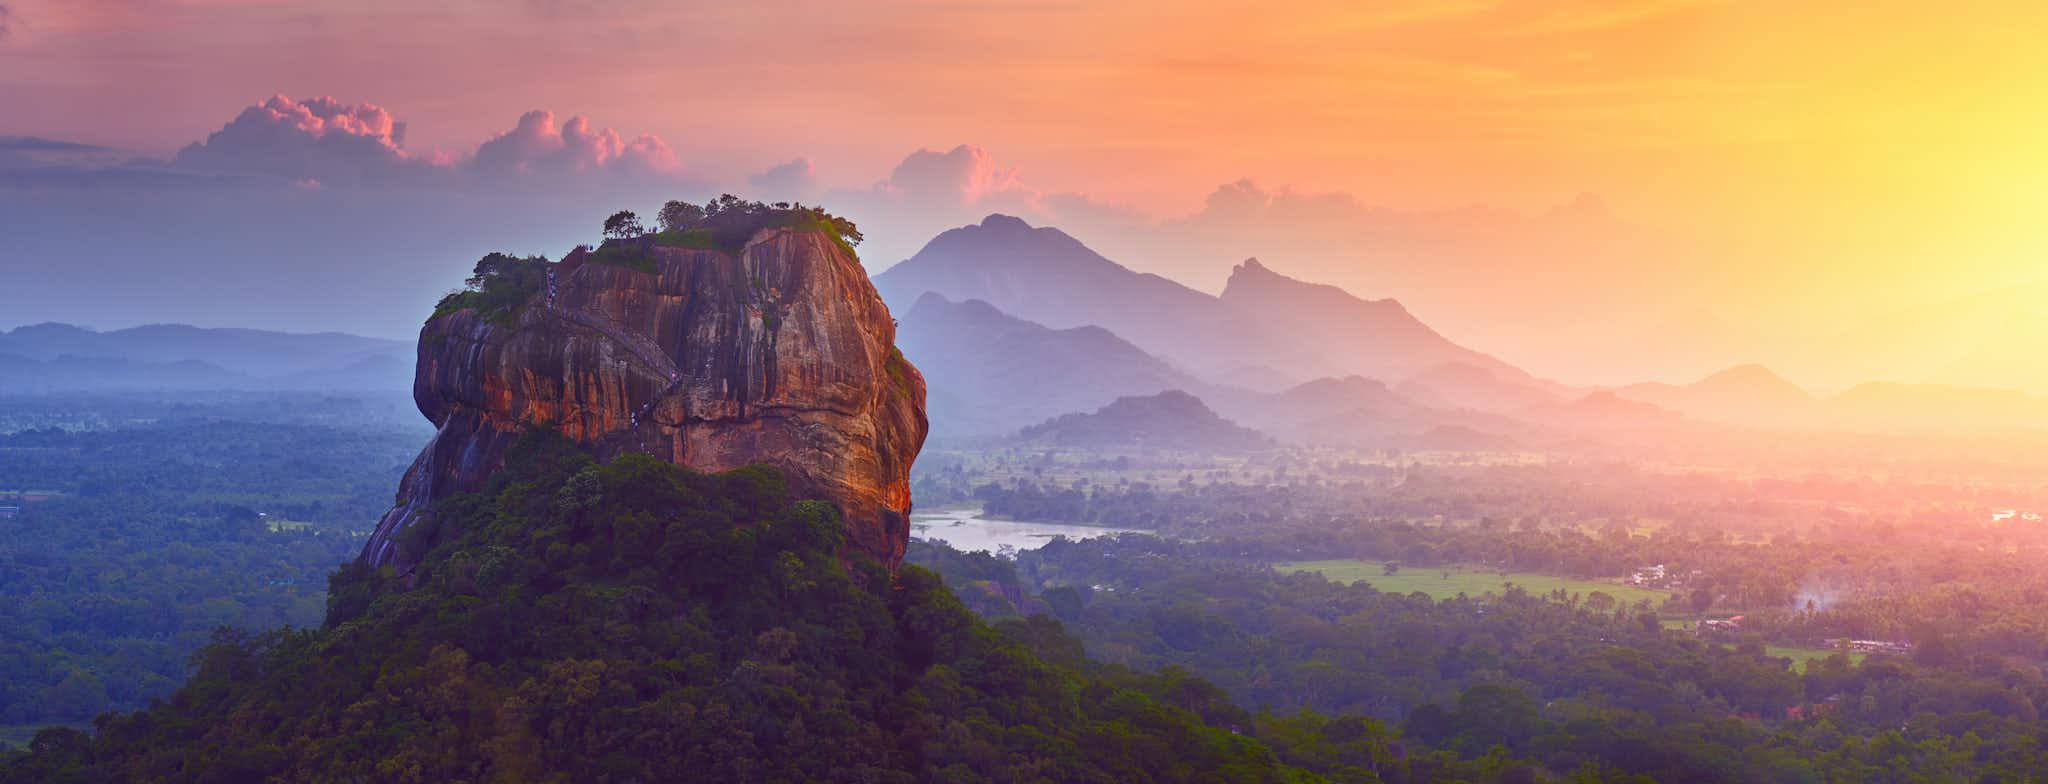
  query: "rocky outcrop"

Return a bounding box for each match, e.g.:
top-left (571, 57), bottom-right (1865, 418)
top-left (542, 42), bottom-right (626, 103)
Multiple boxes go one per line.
top-left (364, 226), bottom-right (927, 570)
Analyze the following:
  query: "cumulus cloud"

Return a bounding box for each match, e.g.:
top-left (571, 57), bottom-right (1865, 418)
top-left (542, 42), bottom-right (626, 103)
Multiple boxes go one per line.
top-left (824, 144), bottom-right (1051, 264)
top-left (139, 95), bottom-right (683, 189)
top-left (468, 109), bottom-right (679, 180)
top-left (172, 95), bottom-right (427, 184)
top-left (1172, 178), bottom-right (1518, 238)
top-left (880, 144), bottom-right (1032, 209)
top-left (747, 157), bottom-right (817, 197)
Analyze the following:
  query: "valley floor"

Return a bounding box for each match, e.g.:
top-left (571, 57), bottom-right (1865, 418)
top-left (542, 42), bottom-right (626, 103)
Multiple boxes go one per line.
top-left (1275, 558), bottom-right (1671, 607)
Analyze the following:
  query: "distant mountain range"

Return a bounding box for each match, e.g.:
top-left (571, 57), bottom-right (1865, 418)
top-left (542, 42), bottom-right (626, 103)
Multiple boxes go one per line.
top-left (876, 214), bottom-right (1513, 386)
top-left (1217, 258), bottom-right (1527, 385)
top-left (1395, 361), bottom-right (1566, 413)
top-left (1609, 364), bottom-right (2048, 432)
top-left (894, 293), bottom-right (1205, 438)
top-left (1016, 390), bottom-right (1274, 452)
top-left (880, 215), bottom-right (2045, 446)
top-left (1615, 364), bottom-right (1816, 427)
top-left (1205, 375), bottom-right (1528, 449)
top-left (0, 323), bottom-right (412, 392)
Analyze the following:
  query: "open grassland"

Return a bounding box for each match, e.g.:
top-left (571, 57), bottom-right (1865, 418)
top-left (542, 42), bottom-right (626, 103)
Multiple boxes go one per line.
top-left (1276, 559), bottom-right (1671, 606)
top-left (1764, 645), bottom-right (1865, 672)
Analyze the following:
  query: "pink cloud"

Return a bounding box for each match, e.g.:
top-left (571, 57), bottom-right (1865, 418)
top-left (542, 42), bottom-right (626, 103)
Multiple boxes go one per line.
top-left (748, 157), bottom-right (818, 197)
top-left (163, 96), bottom-right (681, 187)
top-left (172, 94), bottom-right (424, 183)
top-left (825, 144), bottom-right (1051, 263)
top-left (469, 110), bottom-right (680, 179)
top-left (882, 144), bottom-right (1031, 208)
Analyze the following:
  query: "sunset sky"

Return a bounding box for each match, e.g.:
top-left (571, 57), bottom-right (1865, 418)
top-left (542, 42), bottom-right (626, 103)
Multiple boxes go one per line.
top-left (1, 0), bottom-right (2041, 390)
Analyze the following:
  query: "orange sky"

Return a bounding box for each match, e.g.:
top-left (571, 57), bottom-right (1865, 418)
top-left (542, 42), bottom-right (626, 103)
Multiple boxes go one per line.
top-left (1, 0), bottom-right (2041, 388)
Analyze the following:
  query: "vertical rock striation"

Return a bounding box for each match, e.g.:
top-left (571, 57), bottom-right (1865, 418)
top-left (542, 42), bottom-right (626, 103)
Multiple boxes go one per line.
top-left (364, 227), bottom-right (927, 571)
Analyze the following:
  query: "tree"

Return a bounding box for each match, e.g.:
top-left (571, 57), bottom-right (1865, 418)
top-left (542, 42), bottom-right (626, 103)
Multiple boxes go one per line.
top-left (1452, 684), bottom-right (1542, 753)
top-left (1042, 585), bottom-right (1088, 621)
top-left (603, 210), bottom-right (644, 239)
top-left (657, 200), bottom-right (706, 232)
top-left (1689, 587), bottom-right (1716, 614)
top-left (1383, 562), bottom-right (1401, 576)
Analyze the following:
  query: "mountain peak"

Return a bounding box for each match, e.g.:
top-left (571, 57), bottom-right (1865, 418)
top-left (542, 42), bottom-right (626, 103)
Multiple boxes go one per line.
top-left (1224, 257), bottom-right (1298, 291)
top-left (1018, 389), bottom-right (1274, 451)
top-left (6, 322), bottom-right (97, 337)
top-left (978, 213), bottom-right (1033, 232)
top-left (1221, 257), bottom-right (1378, 307)
top-left (909, 290), bottom-right (955, 311)
top-left (1701, 362), bottom-right (1782, 382)
top-left (906, 292), bottom-right (1011, 325)
top-left (1693, 363), bottom-right (1812, 400)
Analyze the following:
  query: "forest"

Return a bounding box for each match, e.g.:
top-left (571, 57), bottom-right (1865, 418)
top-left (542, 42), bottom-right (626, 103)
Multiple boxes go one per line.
top-left (0, 394), bottom-right (421, 734)
top-left (914, 534), bottom-right (2048, 782)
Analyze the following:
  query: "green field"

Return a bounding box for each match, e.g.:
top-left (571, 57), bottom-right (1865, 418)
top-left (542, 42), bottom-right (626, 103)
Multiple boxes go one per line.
top-left (1764, 645), bottom-right (1864, 673)
top-left (1276, 559), bottom-right (1670, 606)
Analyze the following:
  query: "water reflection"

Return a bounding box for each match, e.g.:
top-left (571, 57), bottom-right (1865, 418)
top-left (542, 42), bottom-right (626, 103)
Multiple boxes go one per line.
top-left (910, 506), bottom-right (1149, 556)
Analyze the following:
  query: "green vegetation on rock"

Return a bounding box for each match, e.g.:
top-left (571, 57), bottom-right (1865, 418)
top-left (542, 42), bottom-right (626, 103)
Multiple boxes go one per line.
top-left (585, 243), bottom-right (657, 273)
top-left (431, 252), bottom-right (550, 324)
top-left (639, 194), bottom-right (865, 259)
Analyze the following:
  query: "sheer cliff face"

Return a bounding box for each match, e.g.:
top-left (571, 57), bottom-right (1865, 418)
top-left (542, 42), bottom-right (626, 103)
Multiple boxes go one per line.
top-left (365, 228), bottom-right (927, 570)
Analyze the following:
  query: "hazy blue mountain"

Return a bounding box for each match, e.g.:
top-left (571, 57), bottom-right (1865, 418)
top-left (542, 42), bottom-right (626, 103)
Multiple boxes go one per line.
top-left (875, 216), bottom-right (1539, 394)
top-left (1216, 375), bottom-right (1535, 449)
top-left (1395, 361), bottom-right (1567, 414)
top-left (1615, 363), bottom-right (1817, 427)
top-left (0, 323), bottom-right (409, 377)
top-left (0, 323), bottom-right (411, 391)
top-left (1016, 390), bottom-right (1275, 452)
top-left (1218, 258), bottom-right (1530, 387)
top-left (874, 215), bottom-right (1321, 384)
top-left (894, 293), bottom-right (1207, 438)
top-left (0, 354), bottom-right (246, 392)
top-left (1522, 390), bottom-right (1688, 432)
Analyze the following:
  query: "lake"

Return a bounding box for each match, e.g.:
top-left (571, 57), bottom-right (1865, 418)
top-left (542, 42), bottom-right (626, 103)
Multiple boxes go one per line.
top-left (910, 506), bottom-right (1149, 556)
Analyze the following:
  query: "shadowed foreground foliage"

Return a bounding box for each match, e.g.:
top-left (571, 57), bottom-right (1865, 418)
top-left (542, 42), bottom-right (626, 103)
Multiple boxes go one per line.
top-left (1, 431), bottom-right (1303, 784)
